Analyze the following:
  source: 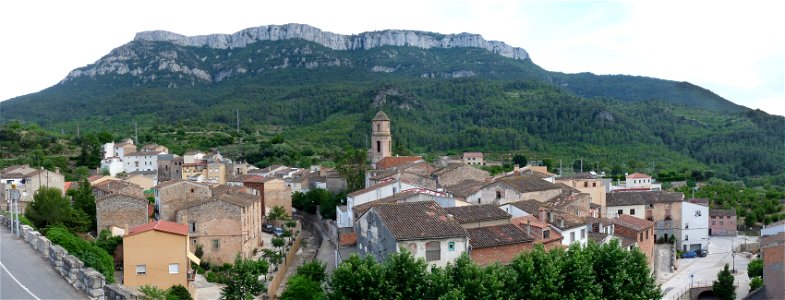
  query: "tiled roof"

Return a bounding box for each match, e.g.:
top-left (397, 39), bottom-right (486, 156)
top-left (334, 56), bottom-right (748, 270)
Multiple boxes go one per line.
top-left (228, 174), bottom-right (268, 183)
top-left (711, 208), bottom-right (737, 217)
top-left (155, 179), bottom-right (209, 190)
top-left (375, 156), bottom-right (423, 170)
top-left (347, 180), bottom-right (397, 197)
top-left (765, 219), bottom-right (785, 227)
top-left (352, 190), bottom-right (422, 218)
top-left (372, 201), bottom-right (467, 241)
top-left (496, 175), bottom-right (562, 193)
top-left (126, 221), bottom-right (187, 237)
top-left (616, 235), bottom-right (637, 248)
top-left (444, 204), bottom-right (511, 224)
top-left (510, 215), bottom-right (550, 229)
top-left (369, 169), bottom-right (399, 181)
top-left (444, 179), bottom-right (486, 199)
top-left (590, 203), bottom-right (601, 209)
top-left (467, 223), bottom-right (533, 249)
top-left (587, 232), bottom-right (610, 244)
top-left (462, 152), bottom-right (483, 158)
top-left (613, 215), bottom-right (654, 231)
top-left (508, 199), bottom-right (546, 216)
top-left (626, 172), bottom-right (651, 179)
top-left (557, 173), bottom-right (599, 180)
top-left (125, 151), bottom-right (163, 157)
top-left (606, 191), bottom-right (684, 206)
top-left (550, 213), bottom-right (586, 230)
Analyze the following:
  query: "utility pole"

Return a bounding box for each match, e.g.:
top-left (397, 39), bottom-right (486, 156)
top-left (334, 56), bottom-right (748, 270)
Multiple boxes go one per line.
top-left (559, 160), bottom-right (562, 176)
top-left (76, 124), bottom-right (80, 137)
top-left (580, 159), bottom-right (583, 173)
top-left (236, 109), bottom-right (240, 134)
top-left (134, 121), bottom-right (138, 144)
top-left (9, 185), bottom-right (21, 237)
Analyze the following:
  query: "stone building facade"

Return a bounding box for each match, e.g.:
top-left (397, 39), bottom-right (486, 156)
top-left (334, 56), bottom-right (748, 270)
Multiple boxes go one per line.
top-left (709, 208), bottom-right (737, 236)
top-left (612, 215), bottom-right (655, 268)
top-left (262, 178), bottom-right (292, 217)
top-left (467, 223), bottom-right (534, 265)
top-left (155, 180), bottom-right (212, 222)
top-left (433, 164), bottom-right (490, 188)
top-left (370, 111), bottom-right (392, 164)
top-left (96, 193), bottom-right (149, 234)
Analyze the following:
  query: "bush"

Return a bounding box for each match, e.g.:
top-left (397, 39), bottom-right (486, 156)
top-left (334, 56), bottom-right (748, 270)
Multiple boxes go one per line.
top-left (167, 285), bottom-right (193, 300)
top-left (749, 276), bottom-right (763, 291)
top-left (748, 258), bottom-right (763, 278)
top-left (45, 226), bottom-right (115, 283)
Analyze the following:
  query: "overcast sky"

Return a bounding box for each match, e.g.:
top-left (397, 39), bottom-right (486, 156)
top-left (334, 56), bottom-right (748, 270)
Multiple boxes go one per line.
top-left (1, 0), bottom-right (782, 116)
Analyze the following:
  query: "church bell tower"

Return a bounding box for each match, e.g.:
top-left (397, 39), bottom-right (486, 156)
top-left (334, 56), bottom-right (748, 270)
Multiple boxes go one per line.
top-left (371, 111), bottom-right (392, 164)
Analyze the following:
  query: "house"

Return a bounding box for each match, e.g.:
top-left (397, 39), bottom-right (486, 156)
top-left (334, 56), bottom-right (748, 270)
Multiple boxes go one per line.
top-left (432, 164), bottom-right (491, 188)
top-left (261, 178), bottom-right (292, 218)
top-left (680, 200), bottom-right (709, 252)
top-left (103, 139), bottom-right (136, 160)
top-left (544, 186), bottom-right (593, 218)
top-left (606, 191), bottom-right (685, 242)
top-left (610, 172), bottom-right (662, 191)
top-left (141, 144), bottom-right (169, 153)
top-left (466, 223), bottom-right (534, 265)
top-left (92, 179), bottom-right (145, 199)
top-left (612, 215), bottom-right (655, 267)
top-left (472, 175), bottom-right (564, 205)
top-left (124, 151), bottom-right (163, 173)
top-left (710, 208), bottom-right (737, 236)
top-left (181, 162), bottom-right (207, 182)
top-left (462, 152), bottom-right (484, 166)
top-left (761, 219), bottom-right (785, 237)
top-left (748, 232), bottom-right (785, 300)
top-left (500, 199), bottom-right (546, 218)
top-left (158, 154), bottom-right (183, 183)
top-left (123, 221), bottom-right (197, 290)
top-left (127, 171), bottom-right (158, 189)
top-left (443, 204), bottom-right (511, 229)
top-left (345, 188), bottom-right (464, 231)
top-left (249, 165), bottom-right (288, 177)
top-left (155, 180), bottom-right (212, 222)
top-left (509, 215), bottom-right (564, 250)
top-left (336, 179), bottom-right (421, 228)
top-left (445, 179), bottom-right (487, 203)
top-left (0, 165), bottom-right (65, 212)
top-left (206, 161), bottom-right (227, 185)
top-left (176, 186), bottom-right (261, 265)
top-left (550, 212), bottom-right (589, 247)
top-left (555, 173), bottom-right (607, 211)
top-left (96, 193), bottom-right (149, 234)
top-left (355, 201), bottom-right (468, 268)
top-left (100, 157), bottom-right (124, 177)
top-left (182, 151), bottom-right (206, 164)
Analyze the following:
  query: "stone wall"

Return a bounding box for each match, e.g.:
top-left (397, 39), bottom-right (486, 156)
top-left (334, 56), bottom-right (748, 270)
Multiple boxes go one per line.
top-left (0, 215), bottom-right (138, 300)
top-left (96, 194), bottom-right (149, 233)
top-left (157, 181), bottom-right (211, 221)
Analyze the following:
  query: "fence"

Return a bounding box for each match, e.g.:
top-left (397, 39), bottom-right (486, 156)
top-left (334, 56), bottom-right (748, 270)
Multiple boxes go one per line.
top-left (668, 280), bottom-right (742, 300)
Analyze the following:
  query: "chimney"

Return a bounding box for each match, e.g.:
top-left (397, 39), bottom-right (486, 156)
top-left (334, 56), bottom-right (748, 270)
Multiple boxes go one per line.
top-left (514, 164), bottom-right (520, 175)
top-left (526, 220), bottom-right (531, 237)
top-left (55, 167), bottom-right (60, 174)
top-left (538, 207), bottom-right (547, 223)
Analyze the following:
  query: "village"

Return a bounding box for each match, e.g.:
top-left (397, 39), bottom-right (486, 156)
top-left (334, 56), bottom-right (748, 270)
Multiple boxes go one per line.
top-left (1, 111), bottom-right (783, 300)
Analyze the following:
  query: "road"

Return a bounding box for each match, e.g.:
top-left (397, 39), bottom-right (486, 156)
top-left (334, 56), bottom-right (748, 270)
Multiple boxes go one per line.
top-left (1, 227), bottom-right (86, 300)
top-left (658, 235), bottom-right (758, 300)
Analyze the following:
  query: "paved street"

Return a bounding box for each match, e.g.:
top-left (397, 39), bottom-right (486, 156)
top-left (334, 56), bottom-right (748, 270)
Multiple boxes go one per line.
top-left (659, 235), bottom-right (758, 300)
top-left (1, 226), bottom-right (86, 300)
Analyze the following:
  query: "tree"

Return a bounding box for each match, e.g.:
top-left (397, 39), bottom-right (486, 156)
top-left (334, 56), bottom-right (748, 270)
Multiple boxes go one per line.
top-left (70, 179), bottom-right (97, 231)
top-left (296, 260), bottom-right (327, 283)
top-left (221, 255), bottom-right (266, 300)
top-left (194, 244), bottom-right (204, 259)
top-left (712, 264), bottom-right (736, 300)
top-left (329, 254), bottom-right (386, 299)
top-left (281, 275), bottom-right (323, 300)
top-left (25, 186), bottom-right (88, 232)
top-left (512, 154), bottom-right (528, 167)
top-left (272, 237), bottom-right (285, 253)
top-left (748, 258), bottom-right (762, 278)
top-left (139, 285), bottom-right (167, 300)
top-left (749, 276), bottom-right (763, 291)
top-left (267, 205), bottom-right (289, 225)
top-left (336, 146), bottom-right (367, 192)
top-left (166, 285), bottom-right (193, 300)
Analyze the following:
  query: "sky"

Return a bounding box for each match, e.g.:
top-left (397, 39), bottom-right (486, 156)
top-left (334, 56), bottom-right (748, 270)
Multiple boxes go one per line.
top-left (1, 0), bottom-right (782, 116)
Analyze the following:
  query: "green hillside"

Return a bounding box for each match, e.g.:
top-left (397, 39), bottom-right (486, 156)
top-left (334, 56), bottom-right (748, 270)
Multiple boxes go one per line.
top-left (1, 38), bottom-right (781, 179)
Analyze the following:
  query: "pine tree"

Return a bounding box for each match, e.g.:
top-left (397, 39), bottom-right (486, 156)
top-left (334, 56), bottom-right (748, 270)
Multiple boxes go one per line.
top-left (713, 264), bottom-right (736, 300)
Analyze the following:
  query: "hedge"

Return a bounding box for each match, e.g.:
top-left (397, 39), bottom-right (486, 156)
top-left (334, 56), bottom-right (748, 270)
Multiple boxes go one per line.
top-left (45, 226), bottom-right (115, 283)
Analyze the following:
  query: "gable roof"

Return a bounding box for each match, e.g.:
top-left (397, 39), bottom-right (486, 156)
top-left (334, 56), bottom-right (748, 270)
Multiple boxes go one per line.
top-left (587, 232), bottom-right (611, 244)
top-left (444, 204), bottom-right (511, 224)
top-left (626, 172), bottom-right (651, 179)
top-left (613, 215), bottom-right (654, 231)
top-left (557, 173), bottom-right (600, 180)
top-left (155, 179), bottom-right (209, 190)
top-left (462, 152), bottom-right (483, 158)
top-left (375, 156), bottom-right (423, 170)
top-left (371, 201), bottom-right (466, 241)
top-left (606, 191), bottom-right (684, 206)
top-left (495, 175), bottom-right (562, 193)
top-left (96, 192), bottom-right (148, 204)
top-left (347, 179), bottom-right (397, 197)
top-left (467, 223), bottom-right (533, 249)
top-left (445, 179), bottom-right (486, 199)
top-left (710, 208), bottom-right (737, 217)
top-left (507, 199), bottom-right (547, 216)
top-left (126, 221), bottom-right (187, 237)
top-left (352, 190), bottom-right (420, 218)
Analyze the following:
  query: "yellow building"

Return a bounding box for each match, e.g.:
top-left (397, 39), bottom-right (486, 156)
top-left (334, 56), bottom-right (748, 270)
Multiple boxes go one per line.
top-left (123, 221), bottom-right (199, 290)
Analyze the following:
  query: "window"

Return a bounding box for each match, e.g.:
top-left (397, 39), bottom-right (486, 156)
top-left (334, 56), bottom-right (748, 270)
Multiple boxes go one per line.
top-left (570, 232), bottom-right (575, 243)
top-left (649, 204), bottom-right (654, 208)
top-left (580, 229), bottom-right (586, 239)
top-left (193, 239), bottom-right (197, 244)
top-left (639, 232), bottom-right (643, 242)
top-left (592, 182), bottom-right (597, 187)
top-left (376, 124), bottom-right (380, 132)
top-left (617, 209), bottom-right (623, 216)
top-left (212, 239), bottom-right (220, 250)
top-left (685, 223), bottom-right (689, 229)
top-left (584, 182), bottom-right (588, 188)
top-left (712, 220), bottom-right (716, 225)
top-left (685, 235), bottom-right (689, 241)
top-left (189, 222), bottom-right (196, 233)
top-left (136, 265), bottom-right (146, 275)
top-left (190, 188), bottom-right (195, 193)
top-left (695, 210), bottom-right (702, 217)
top-left (426, 241), bottom-right (441, 262)
top-left (376, 140), bottom-right (381, 153)
top-left (448, 241), bottom-right (455, 252)
top-left (630, 209), bottom-right (635, 215)
top-left (543, 230), bottom-right (551, 239)
top-left (169, 263), bottom-right (179, 274)
top-left (496, 191), bottom-right (502, 199)
top-left (720, 221), bottom-right (724, 225)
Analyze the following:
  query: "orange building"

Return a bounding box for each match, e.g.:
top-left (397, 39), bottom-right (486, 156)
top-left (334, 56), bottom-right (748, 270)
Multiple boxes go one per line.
top-left (123, 221), bottom-right (199, 290)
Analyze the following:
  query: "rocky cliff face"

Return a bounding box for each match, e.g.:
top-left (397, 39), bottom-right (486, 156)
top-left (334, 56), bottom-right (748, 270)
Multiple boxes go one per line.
top-left (133, 23), bottom-right (529, 60)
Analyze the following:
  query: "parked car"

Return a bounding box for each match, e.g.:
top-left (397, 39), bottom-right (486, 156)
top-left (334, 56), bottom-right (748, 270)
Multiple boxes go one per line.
top-left (698, 249), bottom-right (708, 257)
top-left (274, 227), bottom-right (284, 237)
top-left (681, 250), bottom-right (698, 258)
top-left (262, 224), bottom-right (274, 233)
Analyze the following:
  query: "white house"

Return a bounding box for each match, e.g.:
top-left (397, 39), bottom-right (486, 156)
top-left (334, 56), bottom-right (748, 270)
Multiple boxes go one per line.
top-left (100, 157), bottom-right (124, 177)
top-left (679, 201), bottom-right (709, 252)
top-left (124, 152), bottom-right (164, 173)
top-left (762, 219), bottom-right (785, 237)
top-left (336, 179), bottom-right (420, 228)
top-left (552, 215), bottom-right (589, 247)
top-left (610, 173), bottom-right (662, 191)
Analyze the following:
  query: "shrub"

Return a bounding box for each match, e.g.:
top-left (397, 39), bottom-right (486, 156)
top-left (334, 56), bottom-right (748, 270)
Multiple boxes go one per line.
top-left (45, 226), bottom-right (115, 283)
top-left (167, 284), bottom-right (193, 300)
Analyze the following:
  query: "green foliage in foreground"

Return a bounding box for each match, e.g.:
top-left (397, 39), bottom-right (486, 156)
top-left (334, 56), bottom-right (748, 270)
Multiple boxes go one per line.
top-left (45, 226), bottom-right (115, 283)
top-left (327, 241), bottom-right (661, 300)
top-left (713, 264), bottom-right (736, 300)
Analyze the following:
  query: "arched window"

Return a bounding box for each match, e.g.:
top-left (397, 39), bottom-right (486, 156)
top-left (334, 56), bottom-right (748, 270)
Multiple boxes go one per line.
top-left (426, 241), bottom-right (441, 261)
top-left (376, 124), bottom-right (380, 132)
top-left (376, 140), bottom-right (381, 153)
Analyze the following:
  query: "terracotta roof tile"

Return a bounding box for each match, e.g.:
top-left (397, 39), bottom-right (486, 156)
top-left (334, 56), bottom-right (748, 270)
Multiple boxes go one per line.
top-left (347, 180), bottom-right (397, 197)
top-left (375, 156), bottom-right (424, 170)
top-left (710, 208), bottom-right (736, 217)
top-left (444, 179), bottom-right (486, 199)
top-left (626, 172), bottom-right (651, 179)
top-left (613, 215), bottom-right (654, 231)
top-left (444, 204), bottom-right (511, 224)
top-left (126, 221), bottom-right (187, 237)
top-left (372, 201), bottom-right (467, 241)
top-left (496, 175), bottom-right (562, 193)
top-left (467, 223), bottom-right (533, 249)
top-left (606, 191), bottom-right (684, 206)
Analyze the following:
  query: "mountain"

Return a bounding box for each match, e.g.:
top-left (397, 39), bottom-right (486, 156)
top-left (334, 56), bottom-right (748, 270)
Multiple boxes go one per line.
top-left (1, 24), bottom-right (781, 178)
